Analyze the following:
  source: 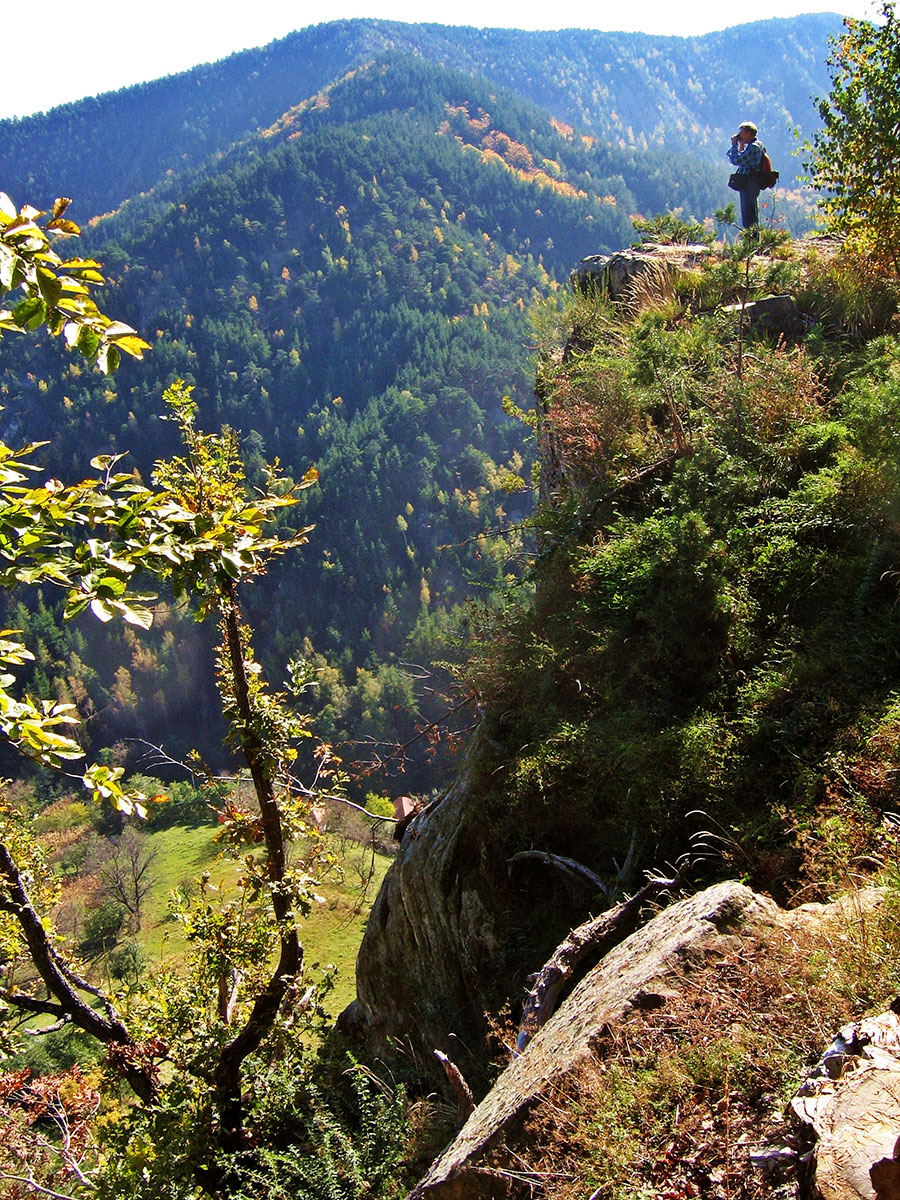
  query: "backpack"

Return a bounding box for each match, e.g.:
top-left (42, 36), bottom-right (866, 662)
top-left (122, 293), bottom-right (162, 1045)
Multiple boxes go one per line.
top-left (757, 146), bottom-right (779, 190)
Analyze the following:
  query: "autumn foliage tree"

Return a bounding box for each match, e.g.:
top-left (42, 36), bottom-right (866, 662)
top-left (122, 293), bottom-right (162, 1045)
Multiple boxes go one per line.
top-left (805, 0), bottom-right (900, 273)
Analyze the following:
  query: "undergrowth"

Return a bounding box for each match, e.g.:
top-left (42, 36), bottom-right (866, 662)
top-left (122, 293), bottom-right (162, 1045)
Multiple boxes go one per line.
top-left (464, 239), bottom-right (900, 896)
top-left (481, 901), bottom-right (900, 1200)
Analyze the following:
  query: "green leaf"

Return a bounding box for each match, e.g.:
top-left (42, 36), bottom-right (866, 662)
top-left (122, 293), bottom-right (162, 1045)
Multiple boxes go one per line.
top-left (97, 343), bottom-right (120, 374)
top-left (89, 596), bottom-right (114, 622)
top-left (95, 574), bottom-right (128, 598)
top-left (90, 452), bottom-right (127, 471)
top-left (220, 551), bottom-right (244, 580)
top-left (64, 595), bottom-right (91, 620)
top-left (12, 295), bottom-right (45, 329)
top-left (109, 333), bottom-right (151, 359)
top-left (116, 602), bottom-right (154, 630)
top-left (74, 325), bottom-right (100, 360)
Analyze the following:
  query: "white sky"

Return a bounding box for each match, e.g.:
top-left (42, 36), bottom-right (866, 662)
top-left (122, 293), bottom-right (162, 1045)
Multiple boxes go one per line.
top-left (2, 0), bottom-right (881, 122)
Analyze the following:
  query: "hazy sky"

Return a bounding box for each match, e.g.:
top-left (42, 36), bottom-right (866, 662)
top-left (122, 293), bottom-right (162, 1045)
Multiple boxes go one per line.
top-left (2, 0), bottom-right (880, 121)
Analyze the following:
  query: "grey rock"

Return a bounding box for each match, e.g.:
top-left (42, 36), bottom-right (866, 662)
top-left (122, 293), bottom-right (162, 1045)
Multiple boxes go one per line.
top-left (792, 1006), bottom-right (900, 1200)
top-left (352, 770), bottom-right (512, 1072)
top-left (570, 242), bottom-right (711, 299)
top-left (721, 293), bottom-right (804, 337)
top-left (409, 882), bottom-right (780, 1199)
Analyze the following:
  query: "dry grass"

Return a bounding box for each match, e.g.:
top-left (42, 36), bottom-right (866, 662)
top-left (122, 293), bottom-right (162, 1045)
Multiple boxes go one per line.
top-left (795, 243), bottom-right (900, 343)
top-left (740, 345), bottom-right (828, 442)
top-left (622, 260), bottom-right (683, 319)
top-left (475, 916), bottom-right (888, 1200)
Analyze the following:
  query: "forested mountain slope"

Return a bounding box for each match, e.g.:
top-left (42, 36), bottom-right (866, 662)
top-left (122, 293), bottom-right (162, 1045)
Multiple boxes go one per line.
top-left (0, 57), bottom-right (723, 785)
top-left (0, 15), bottom-right (840, 219)
top-left (0, 15), bottom-right (837, 790)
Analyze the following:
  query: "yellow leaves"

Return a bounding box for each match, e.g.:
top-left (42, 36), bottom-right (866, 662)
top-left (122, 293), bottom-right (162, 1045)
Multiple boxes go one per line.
top-left (480, 147), bottom-right (505, 168)
top-left (1, 195), bottom-right (149, 373)
top-left (550, 117), bottom-right (575, 138)
top-left (483, 130), bottom-right (533, 170)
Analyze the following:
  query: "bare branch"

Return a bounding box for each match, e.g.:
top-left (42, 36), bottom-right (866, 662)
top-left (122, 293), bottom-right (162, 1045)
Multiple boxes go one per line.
top-left (0, 1172), bottom-right (83, 1200)
top-left (2, 991), bottom-right (69, 1022)
top-left (508, 851), bottom-right (609, 897)
top-left (128, 737), bottom-right (399, 826)
top-left (514, 869), bottom-right (688, 1055)
top-left (0, 841), bottom-right (155, 1104)
top-left (434, 1049), bottom-right (475, 1126)
top-left (23, 1017), bottom-right (71, 1036)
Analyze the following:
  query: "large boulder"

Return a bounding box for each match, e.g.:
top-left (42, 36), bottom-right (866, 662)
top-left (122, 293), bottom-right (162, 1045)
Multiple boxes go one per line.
top-left (408, 882), bottom-right (781, 1199)
top-left (348, 756), bottom-right (617, 1084)
top-left (349, 770), bottom-right (513, 1079)
top-left (570, 242), bottom-right (711, 299)
top-left (406, 884), bottom-right (891, 1200)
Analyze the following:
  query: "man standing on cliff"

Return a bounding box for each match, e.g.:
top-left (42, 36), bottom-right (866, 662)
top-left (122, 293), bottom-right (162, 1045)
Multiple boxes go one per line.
top-left (727, 121), bottom-right (763, 229)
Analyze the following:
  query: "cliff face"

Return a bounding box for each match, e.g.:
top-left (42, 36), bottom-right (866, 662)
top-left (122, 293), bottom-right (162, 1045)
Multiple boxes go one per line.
top-left (351, 767), bottom-right (520, 1080)
top-left (350, 238), bottom-right (900, 1079)
top-left (350, 747), bottom-right (621, 1079)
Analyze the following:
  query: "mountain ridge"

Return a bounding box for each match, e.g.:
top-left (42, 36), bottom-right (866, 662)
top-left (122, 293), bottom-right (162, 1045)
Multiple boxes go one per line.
top-left (1, 14), bottom-right (842, 218)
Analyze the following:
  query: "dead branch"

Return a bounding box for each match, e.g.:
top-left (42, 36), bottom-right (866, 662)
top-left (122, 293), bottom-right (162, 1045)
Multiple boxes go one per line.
top-left (0, 1173), bottom-right (82, 1200)
top-left (514, 871), bottom-right (685, 1056)
top-left (434, 1049), bottom-right (475, 1126)
top-left (509, 832), bottom-right (639, 902)
top-left (508, 851), bottom-right (607, 896)
top-left (352, 694), bottom-right (476, 775)
top-left (130, 738), bottom-right (399, 826)
top-left (23, 1017), bottom-right (71, 1036)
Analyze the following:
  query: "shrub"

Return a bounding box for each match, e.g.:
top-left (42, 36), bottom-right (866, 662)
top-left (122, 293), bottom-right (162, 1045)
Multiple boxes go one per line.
top-left (78, 901), bottom-right (126, 958)
top-left (465, 249), bottom-right (900, 886)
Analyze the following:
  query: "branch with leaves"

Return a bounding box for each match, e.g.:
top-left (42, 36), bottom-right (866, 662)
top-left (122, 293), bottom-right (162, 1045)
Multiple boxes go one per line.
top-left (0, 193), bottom-right (149, 373)
top-left (804, 0), bottom-right (900, 275)
top-left (0, 381), bottom-right (325, 1178)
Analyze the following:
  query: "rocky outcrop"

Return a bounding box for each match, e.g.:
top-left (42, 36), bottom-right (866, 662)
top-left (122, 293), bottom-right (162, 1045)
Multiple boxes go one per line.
top-left (408, 882), bottom-right (781, 1198)
top-left (722, 292), bottom-right (805, 337)
top-left (570, 242), bottom-right (711, 298)
top-left (347, 236), bottom-right (863, 1088)
top-left (793, 1006), bottom-right (900, 1200)
top-left (406, 884), bottom-right (892, 1200)
top-left (349, 757), bottom-right (630, 1082)
top-left (572, 246), bottom-right (806, 341)
top-left (349, 769), bottom-right (513, 1078)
